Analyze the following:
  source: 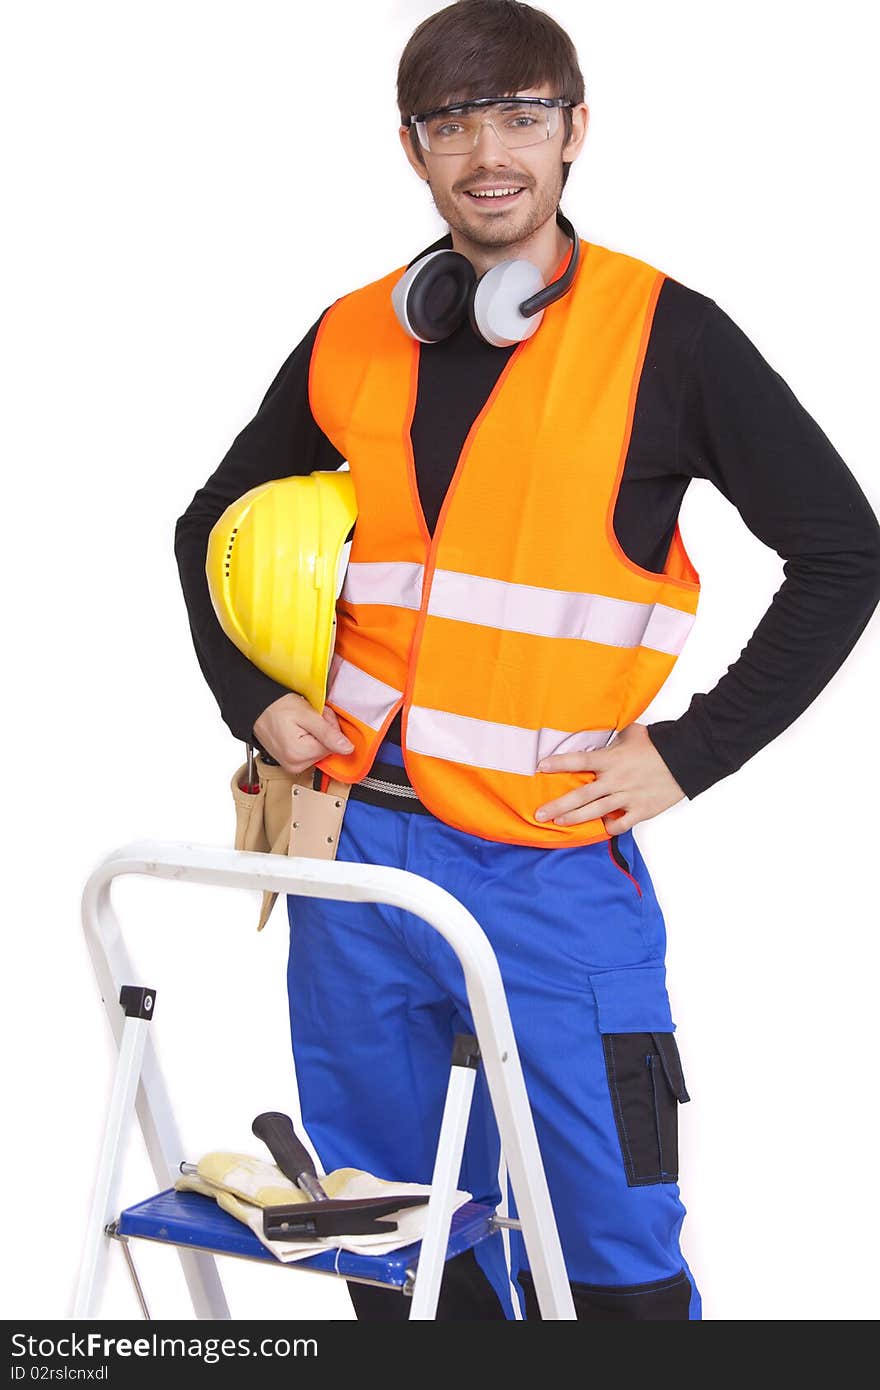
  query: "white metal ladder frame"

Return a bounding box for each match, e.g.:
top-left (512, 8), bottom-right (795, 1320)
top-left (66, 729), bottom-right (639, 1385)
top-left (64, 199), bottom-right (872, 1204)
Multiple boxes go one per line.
top-left (73, 839), bottom-right (576, 1320)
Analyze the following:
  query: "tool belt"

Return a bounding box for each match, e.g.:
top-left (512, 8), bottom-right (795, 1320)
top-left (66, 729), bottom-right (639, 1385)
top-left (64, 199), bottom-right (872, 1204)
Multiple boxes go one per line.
top-left (231, 745), bottom-right (352, 932)
top-left (232, 738), bottom-right (434, 931)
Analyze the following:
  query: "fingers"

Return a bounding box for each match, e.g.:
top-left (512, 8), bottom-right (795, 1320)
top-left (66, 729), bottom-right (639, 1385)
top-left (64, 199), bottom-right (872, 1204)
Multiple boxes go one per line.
top-left (537, 749), bottom-right (606, 774)
top-left (253, 693), bottom-right (354, 772)
top-left (281, 721), bottom-right (354, 769)
top-left (535, 770), bottom-right (603, 821)
top-left (537, 789), bottom-right (623, 825)
top-left (274, 732), bottom-right (327, 775)
top-left (552, 793), bottom-right (626, 826)
top-left (297, 703), bottom-right (353, 754)
top-left (319, 707), bottom-right (353, 749)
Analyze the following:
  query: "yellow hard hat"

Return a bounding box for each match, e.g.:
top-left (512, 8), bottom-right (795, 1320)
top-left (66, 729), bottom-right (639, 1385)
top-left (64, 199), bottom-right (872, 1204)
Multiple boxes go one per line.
top-left (206, 469), bottom-right (357, 711)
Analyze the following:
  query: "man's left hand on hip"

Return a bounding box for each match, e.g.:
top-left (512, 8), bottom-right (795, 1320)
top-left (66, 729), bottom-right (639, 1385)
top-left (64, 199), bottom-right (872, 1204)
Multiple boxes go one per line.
top-left (534, 722), bottom-right (686, 832)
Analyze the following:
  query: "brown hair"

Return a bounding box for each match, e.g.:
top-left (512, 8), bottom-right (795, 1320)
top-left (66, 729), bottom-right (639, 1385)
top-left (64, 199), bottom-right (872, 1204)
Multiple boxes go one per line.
top-left (397, 0), bottom-right (585, 189)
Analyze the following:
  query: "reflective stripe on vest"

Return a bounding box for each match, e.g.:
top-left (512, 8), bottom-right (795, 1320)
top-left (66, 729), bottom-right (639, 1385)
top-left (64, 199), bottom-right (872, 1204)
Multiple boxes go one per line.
top-left (343, 562), bottom-right (694, 655)
top-left (327, 654), bottom-right (615, 770)
top-left (310, 238), bottom-right (701, 847)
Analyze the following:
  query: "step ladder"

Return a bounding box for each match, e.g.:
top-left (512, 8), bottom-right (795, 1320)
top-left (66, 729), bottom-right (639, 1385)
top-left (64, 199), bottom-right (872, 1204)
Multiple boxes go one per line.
top-left (73, 840), bottom-right (576, 1320)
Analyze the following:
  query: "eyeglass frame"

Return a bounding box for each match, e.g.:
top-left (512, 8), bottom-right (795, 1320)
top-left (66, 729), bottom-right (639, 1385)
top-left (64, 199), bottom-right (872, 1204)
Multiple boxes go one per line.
top-left (405, 95), bottom-right (573, 155)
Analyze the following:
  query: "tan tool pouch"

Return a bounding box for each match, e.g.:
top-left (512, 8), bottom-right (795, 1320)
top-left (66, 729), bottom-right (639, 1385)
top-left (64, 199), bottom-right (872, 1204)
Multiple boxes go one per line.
top-left (231, 751), bottom-right (351, 931)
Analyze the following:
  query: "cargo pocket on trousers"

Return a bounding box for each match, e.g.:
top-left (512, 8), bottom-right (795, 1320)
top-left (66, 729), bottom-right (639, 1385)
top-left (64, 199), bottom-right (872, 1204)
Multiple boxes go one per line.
top-left (589, 965), bottom-right (690, 1188)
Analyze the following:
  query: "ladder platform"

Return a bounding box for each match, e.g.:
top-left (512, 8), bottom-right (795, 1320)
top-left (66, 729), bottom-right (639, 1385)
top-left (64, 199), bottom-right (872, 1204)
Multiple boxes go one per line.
top-left (117, 1188), bottom-right (496, 1288)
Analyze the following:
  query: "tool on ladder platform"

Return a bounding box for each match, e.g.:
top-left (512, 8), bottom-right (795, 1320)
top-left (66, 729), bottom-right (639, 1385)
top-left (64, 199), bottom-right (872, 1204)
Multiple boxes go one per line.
top-left (251, 1111), bottom-right (430, 1240)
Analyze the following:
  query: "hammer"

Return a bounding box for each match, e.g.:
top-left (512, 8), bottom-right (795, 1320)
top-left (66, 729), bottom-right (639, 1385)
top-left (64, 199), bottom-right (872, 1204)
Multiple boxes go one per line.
top-left (252, 1111), bottom-right (429, 1242)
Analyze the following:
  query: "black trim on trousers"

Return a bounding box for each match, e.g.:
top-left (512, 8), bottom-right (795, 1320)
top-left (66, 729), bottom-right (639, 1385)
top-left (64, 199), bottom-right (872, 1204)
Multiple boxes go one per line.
top-left (601, 1030), bottom-right (690, 1187)
top-left (346, 1247), bottom-right (505, 1320)
top-left (519, 1266), bottom-right (692, 1320)
top-left (609, 834), bottom-right (631, 874)
top-left (347, 1251), bottom-right (693, 1321)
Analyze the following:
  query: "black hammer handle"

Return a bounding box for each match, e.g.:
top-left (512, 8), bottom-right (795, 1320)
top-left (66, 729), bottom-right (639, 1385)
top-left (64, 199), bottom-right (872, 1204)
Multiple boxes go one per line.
top-left (252, 1111), bottom-right (328, 1202)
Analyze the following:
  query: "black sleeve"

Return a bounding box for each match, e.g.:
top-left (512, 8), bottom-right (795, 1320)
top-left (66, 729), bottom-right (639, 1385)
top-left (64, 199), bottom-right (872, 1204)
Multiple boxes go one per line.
top-left (647, 301), bottom-right (880, 798)
top-left (173, 310), bottom-right (346, 745)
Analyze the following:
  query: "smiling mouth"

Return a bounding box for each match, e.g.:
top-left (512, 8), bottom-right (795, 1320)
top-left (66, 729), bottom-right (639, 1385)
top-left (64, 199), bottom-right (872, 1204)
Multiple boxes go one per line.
top-left (463, 186), bottom-right (525, 205)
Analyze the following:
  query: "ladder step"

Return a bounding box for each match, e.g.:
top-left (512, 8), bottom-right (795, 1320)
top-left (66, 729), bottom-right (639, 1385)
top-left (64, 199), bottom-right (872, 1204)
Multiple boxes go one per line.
top-left (116, 1189), bottom-right (497, 1289)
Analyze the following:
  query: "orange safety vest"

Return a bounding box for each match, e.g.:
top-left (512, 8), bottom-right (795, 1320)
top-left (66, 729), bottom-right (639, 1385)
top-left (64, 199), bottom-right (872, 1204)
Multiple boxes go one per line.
top-left (311, 238), bottom-right (700, 847)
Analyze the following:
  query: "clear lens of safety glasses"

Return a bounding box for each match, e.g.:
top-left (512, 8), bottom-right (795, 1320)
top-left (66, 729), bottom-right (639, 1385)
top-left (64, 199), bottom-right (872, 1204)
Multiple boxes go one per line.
top-left (413, 99), bottom-right (564, 156)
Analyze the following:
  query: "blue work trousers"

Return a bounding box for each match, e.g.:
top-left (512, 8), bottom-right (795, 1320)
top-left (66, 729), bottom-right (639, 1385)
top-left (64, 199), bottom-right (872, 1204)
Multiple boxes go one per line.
top-left (285, 758), bottom-right (701, 1320)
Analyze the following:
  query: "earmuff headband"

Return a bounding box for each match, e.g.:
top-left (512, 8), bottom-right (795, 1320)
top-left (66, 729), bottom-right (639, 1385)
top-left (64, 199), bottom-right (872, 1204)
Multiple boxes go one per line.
top-left (518, 209), bottom-right (580, 317)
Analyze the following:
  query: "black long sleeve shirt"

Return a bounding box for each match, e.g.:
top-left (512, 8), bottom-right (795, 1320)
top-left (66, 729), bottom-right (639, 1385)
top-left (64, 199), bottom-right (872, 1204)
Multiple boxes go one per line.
top-left (174, 236), bottom-right (880, 799)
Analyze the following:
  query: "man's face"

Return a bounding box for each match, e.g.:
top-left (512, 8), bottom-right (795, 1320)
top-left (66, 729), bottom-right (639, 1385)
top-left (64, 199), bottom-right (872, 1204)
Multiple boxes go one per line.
top-left (399, 86), bottom-right (588, 249)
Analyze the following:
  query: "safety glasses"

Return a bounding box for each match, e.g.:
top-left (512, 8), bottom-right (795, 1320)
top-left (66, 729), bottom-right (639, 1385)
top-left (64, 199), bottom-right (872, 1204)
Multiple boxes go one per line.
top-left (407, 96), bottom-right (571, 156)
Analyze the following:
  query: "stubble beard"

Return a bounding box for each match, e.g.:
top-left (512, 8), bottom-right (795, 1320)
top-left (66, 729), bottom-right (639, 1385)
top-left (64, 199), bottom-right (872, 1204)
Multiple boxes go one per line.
top-left (426, 164), bottom-right (565, 250)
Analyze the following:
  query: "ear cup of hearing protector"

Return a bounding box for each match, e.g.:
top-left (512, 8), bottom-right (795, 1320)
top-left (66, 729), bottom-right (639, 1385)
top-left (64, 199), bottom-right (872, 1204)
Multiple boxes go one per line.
top-left (391, 250), bottom-right (476, 344)
top-left (466, 257), bottom-right (547, 346)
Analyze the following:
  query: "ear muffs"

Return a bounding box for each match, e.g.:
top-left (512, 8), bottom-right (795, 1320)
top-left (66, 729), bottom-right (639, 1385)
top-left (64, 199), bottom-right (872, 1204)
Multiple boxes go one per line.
top-left (393, 209), bottom-right (581, 349)
top-left (390, 250), bottom-right (476, 344)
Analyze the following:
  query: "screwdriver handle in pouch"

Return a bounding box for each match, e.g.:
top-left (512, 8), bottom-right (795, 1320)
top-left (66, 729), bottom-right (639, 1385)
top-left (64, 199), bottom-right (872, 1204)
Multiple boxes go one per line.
top-left (252, 1111), bottom-right (328, 1203)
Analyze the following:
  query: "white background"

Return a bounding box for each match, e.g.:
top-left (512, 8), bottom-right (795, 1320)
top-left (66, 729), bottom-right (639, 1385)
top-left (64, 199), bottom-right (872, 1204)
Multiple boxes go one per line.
top-left (2, 0), bottom-right (878, 1323)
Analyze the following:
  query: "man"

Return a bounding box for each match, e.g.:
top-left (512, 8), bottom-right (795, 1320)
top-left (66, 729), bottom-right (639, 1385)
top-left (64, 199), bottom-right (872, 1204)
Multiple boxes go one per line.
top-left (174, 0), bottom-right (880, 1320)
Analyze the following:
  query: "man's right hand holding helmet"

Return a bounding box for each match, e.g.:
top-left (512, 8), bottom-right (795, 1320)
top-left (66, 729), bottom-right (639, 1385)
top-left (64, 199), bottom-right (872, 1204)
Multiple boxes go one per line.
top-left (253, 692), bottom-right (354, 775)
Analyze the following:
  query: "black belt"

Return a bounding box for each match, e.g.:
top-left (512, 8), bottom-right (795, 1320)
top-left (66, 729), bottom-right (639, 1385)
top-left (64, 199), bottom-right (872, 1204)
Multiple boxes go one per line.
top-left (348, 757), bottom-right (432, 815)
